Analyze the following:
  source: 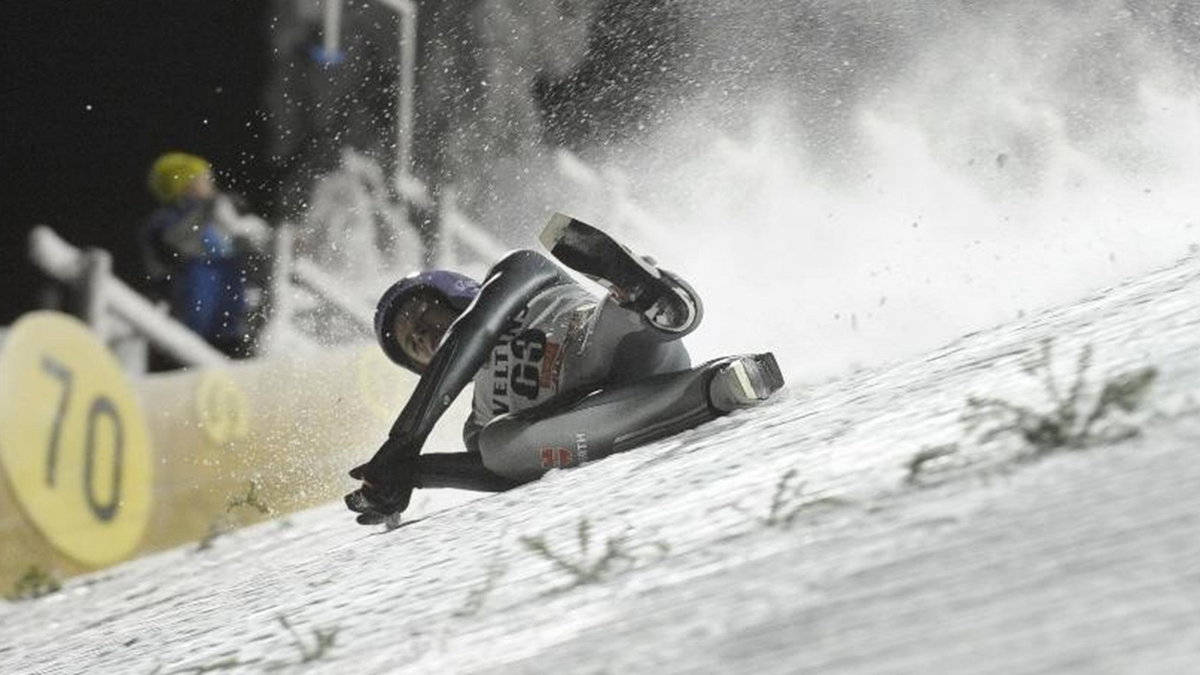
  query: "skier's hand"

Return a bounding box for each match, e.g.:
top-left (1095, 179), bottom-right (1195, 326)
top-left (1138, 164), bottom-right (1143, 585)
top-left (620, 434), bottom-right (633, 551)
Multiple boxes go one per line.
top-left (345, 440), bottom-right (419, 525)
top-left (344, 478), bottom-right (412, 525)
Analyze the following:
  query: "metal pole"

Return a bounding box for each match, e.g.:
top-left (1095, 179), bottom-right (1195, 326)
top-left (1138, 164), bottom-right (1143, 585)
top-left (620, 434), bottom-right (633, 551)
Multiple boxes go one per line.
top-left (398, 1), bottom-right (416, 180)
top-left (375, 0), bottom-right (417, 183)
top-left (324, 0), bottom-right (343, 58)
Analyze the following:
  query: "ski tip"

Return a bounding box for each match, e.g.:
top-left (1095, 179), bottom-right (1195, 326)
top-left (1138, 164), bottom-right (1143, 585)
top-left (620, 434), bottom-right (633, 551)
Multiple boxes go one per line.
top-left (540, 212), bottom-right (587, 251)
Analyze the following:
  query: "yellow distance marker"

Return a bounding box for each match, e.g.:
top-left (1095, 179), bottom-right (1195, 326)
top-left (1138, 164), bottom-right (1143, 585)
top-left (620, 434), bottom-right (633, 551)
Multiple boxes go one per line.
top-left (195, 369), bottom-right (249, 446)
top-left (0, 312), bottom-right (153, 568)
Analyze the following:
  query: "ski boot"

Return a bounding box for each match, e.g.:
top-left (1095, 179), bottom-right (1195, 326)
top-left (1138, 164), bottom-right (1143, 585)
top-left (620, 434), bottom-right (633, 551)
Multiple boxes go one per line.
top-left (707, 353), bottom-right (785, 412)
top-left (540, 213), bottom-right (702, 335)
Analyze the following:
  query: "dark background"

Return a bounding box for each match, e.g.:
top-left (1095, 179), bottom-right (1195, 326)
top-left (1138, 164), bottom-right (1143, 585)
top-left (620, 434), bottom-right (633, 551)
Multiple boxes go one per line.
top-left (1, 2), bottom-right (270, 325)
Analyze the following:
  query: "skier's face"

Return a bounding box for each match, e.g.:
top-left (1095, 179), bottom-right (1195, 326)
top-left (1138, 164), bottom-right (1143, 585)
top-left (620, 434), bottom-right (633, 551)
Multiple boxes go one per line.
top-left (393, 293), bottom-right (459, 370)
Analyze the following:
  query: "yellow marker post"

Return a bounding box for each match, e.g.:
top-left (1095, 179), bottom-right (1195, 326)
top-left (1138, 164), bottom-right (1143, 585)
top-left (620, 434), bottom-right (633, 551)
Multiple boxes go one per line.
top-left (0, 312), bottom-right (153, 569)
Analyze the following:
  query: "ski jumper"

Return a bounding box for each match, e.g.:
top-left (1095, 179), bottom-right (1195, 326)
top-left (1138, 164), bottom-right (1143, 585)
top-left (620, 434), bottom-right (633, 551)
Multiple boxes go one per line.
top-left (373, 248), bottom-right (746, 491)
top-left (347, 214), bottom-right (783, 524)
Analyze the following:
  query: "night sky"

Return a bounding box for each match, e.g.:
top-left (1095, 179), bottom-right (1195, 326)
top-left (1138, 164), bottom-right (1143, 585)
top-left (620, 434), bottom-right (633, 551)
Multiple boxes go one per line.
top-left (1, 2), bottom-right (270, 325)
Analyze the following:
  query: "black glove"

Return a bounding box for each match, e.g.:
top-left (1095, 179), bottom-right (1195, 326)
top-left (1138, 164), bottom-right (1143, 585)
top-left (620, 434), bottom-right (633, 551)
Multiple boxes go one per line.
top-left (345, 438), bottom-right (421, 525)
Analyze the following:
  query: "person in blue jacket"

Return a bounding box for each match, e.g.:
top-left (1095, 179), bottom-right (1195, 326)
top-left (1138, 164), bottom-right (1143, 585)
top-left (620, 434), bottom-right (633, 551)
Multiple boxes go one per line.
top-left (346, 214), bottom-right (784, 525)
top-left (141, 152), bottom-right (271, 357)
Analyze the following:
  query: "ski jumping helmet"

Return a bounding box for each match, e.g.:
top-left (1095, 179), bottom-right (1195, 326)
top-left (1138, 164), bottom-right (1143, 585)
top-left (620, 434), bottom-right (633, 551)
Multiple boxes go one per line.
top-left (374, 270), bottom-right (481, 372)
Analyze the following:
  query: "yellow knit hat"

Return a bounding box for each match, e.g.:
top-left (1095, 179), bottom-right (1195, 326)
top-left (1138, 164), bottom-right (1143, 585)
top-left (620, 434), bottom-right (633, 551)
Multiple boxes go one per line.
top-left (147, 152), bottom-right (212, 204)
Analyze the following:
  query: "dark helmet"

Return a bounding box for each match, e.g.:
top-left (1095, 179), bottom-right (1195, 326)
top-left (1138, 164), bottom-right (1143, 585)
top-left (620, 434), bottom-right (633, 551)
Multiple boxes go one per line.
top-left (374, 270), bottom-right (481, 372)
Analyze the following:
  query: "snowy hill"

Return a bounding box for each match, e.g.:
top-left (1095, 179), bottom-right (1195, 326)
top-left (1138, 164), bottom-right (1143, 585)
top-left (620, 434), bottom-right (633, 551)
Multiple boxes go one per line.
top-left (2, 251), bottom-right (1198, 674)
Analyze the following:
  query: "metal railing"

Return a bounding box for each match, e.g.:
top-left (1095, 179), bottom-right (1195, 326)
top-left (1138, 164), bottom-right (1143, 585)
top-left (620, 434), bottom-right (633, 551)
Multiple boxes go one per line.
top-left (28, 226), bottom-right (228, 371)
top-left (27, 224), bottom-right (381, 373)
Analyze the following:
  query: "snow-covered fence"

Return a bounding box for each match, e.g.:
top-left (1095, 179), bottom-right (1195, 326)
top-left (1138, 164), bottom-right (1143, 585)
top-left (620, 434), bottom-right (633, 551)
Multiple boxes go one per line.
top-left (553, 148), bottom-right (669, 251)
top-left (438, 190), bottom-right (511, 276)
top-left (29, 224), bottom-right (391, 367)
top-left (28, 225), bottom-right (228, 371)
top-left (290, 256), bottom-right (375, 330)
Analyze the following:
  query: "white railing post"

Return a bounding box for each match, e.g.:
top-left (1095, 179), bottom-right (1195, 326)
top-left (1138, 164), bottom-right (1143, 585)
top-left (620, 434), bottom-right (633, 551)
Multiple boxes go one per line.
top-left (80, 247), bottom-right (113, 341)
top-left (271, 223), bottom-right (296, 335)
top-left (253, 223), bottom-right (296, 357)
top-left (108, 316), bottom-right (149, 375)
top-left (76, 247), bottom-right (149, 373)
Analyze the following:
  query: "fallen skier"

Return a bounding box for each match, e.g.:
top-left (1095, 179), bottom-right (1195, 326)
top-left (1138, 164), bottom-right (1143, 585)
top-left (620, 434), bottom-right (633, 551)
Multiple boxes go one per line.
top-left (345, 214), bottom-right (784, 524)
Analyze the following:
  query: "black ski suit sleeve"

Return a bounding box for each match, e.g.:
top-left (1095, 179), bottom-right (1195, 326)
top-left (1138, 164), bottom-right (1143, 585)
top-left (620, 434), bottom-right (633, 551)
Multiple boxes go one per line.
top-left (377, 249), bottom-right (566, 460)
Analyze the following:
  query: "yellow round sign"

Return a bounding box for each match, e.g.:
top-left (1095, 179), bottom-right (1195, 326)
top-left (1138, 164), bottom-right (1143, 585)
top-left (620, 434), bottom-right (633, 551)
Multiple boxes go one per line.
top-left (195, 369), bottom-right (249, 446)
top-left (0, 312), bottom-right (153, 567)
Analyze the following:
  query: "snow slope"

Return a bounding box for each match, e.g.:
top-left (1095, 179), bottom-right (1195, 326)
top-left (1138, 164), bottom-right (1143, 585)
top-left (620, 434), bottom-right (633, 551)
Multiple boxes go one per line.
top-left (2, 252), bottom-right (1199, 674)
